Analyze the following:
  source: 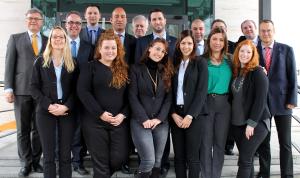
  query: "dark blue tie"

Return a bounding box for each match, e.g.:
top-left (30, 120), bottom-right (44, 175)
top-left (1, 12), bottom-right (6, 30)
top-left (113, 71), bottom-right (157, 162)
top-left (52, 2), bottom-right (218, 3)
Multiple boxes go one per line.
top-left (71, 40), bottom-right (77, 58)
top-left (90, 30), bottom-right (96, 45)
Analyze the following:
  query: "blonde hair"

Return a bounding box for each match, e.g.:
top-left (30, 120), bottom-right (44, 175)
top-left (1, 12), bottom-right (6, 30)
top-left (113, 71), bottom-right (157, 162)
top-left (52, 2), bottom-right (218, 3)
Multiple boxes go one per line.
top-left (43, 26), bottom-right (75, 72)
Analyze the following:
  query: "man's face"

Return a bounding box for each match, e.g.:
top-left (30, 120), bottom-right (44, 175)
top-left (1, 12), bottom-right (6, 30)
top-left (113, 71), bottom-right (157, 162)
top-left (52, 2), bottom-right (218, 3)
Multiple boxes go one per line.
top-left (150, 12), bottom-right (166, 34)
top-left (85, 6), bottom-right (100, 26)
top-left (26, 12), bottom-right (43, 33)
top-left (65, 14), bottom-right (82, 39)
top-left (133, 19), bottom-right (148, 38)
top-left (259, 22), bottom-right (275, 45)
top-left (111, 8), bottom-right (127, 33)
top-left (241, 21), bottom-right (257, 40)
top-left (191, 21), bottom-right (205, 43)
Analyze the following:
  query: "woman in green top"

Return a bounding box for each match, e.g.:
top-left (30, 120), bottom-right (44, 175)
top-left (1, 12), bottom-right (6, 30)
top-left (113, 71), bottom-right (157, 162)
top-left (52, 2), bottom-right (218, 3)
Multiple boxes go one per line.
top-left (200, 27), bottom-right (232, 178)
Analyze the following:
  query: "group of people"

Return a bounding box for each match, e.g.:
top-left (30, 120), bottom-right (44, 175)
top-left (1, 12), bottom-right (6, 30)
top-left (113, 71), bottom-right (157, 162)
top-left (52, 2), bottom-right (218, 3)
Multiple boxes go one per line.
top-left (4, 4), bottom-right (297, 178)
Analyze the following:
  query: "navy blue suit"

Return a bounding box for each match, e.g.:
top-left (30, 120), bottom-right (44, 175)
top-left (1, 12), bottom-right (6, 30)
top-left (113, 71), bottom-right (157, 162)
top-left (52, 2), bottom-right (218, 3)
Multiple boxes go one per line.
top-left (135, 33), bottom-right (177, 63)
top-left (79, 26), bottom-right (104, 46)
top-left (124, 33), bottom-right (136, 65)
top-left (257, 41), bottom-right (297, 178)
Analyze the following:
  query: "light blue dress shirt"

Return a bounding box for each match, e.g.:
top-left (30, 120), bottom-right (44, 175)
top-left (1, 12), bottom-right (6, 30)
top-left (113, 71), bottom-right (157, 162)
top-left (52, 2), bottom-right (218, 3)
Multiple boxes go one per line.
top-left (54, 60), bottom-right (64, 100)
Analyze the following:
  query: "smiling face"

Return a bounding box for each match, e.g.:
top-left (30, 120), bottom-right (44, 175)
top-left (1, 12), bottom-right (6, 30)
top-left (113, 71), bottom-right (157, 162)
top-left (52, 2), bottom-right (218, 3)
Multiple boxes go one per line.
top-left (133, 19), bottom-right (148, 38)
top-left (180, 36), bottom-right (194, 59)
top-left (238, 44), bottom-right (253, 66)
top-left (26, 12), bottom-right (43, 33)
top-left (111, 7), bottom-right (127, 33)
top-left (99, 40), bottom-right (117, 63)
top-left (150, 12), bottom-right (166, 34)
top-left (148, 42), bottom-right (167, 62)
top-left (209, 33), bottom-right (225, 53)
top-left (50, 29), bottom-right (66, 50)
top-left (85, 6), bottom-right (101, 26)
top-left (241, 20), bottom-right (257, 40)
top-left (65, 13), bottom-right (82, 39)
top-left (191, 20), bottom-right (205, 43)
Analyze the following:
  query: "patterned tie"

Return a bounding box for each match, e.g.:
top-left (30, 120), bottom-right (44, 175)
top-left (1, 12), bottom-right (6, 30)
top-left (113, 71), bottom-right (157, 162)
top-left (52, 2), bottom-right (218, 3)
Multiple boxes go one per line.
top-left (90, 30), bottom-right (96, 45)
top-left (265, 47), bottom-right (271, 71)
top-left (32, 34), bottom-right (38, 56)
top-left (117, 33), bottom-right (123, 44)
top-left (71, 41), bottom-right (77, 58)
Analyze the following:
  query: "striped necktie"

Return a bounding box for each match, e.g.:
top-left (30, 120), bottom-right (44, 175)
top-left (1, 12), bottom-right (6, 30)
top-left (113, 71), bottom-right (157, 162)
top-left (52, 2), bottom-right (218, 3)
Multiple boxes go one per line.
top-left (265, 47), bottom-right (271, 71)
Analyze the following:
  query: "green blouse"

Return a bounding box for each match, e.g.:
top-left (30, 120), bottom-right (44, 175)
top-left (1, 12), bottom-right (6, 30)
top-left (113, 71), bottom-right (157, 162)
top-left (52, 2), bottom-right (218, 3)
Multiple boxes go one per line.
top-left (207, 57), bottom-right (232, 94)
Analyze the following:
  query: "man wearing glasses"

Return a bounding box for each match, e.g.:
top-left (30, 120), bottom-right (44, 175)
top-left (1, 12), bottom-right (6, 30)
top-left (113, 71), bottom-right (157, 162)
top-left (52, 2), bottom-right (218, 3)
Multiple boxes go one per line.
top-left (4, 8), bottom-right (47, 177)
top-left (65, 10), bottom-right (93, 176)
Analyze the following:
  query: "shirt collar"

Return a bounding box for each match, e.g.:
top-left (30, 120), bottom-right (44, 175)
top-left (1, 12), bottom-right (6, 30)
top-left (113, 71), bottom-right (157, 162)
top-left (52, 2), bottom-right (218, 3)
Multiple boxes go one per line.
top-left (262, 40), bottom-right (274, 49)
top-left (153, 31), bottom-right (167, 40)
top-left (87, 25), bottom-right (99, 31)
top-left (28, 30), bottom-right (41, 38)
top-left (115, 31), bottom-right (125, 37)
top-left (198, 40), bottom-right (205, 46)
top-left (68, 36), bottom-right (80, 44)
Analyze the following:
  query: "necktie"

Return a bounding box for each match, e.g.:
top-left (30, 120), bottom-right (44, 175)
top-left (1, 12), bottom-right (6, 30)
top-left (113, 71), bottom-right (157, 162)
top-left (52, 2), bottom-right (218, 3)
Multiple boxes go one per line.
top-left (118, 33), bottom-right (123, 44)
top-left (71, 41), bottom-right (77, 58)
top-left (32, 34), bottom-right (38, 56)
top-left (90, 30), bottom-right (96, 45)
top-left (196, 43), bottom-right (203, 56)
top-left (265, 47), bottom-right (271, 71)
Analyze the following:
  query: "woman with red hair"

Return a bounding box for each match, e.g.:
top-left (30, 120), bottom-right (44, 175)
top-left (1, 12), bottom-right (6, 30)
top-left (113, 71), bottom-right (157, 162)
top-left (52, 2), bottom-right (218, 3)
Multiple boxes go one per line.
top-left (231, 40), bottom-right (270, 178)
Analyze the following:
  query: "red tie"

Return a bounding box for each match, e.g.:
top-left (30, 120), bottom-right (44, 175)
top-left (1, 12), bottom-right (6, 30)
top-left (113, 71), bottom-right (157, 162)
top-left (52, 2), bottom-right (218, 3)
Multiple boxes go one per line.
top-left (265, 47), bottom-right (271, 71)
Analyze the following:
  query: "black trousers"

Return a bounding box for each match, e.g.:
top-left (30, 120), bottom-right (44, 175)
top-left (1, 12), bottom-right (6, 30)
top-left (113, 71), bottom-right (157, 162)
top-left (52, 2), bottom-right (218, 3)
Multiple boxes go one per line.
top-left (82, 118), bottom-right (129, 178)
top-left (36, 112), bottom-right (75, 178)
top-left (14, 95), bottom-right (42, 167)
top-left (257, 115), bottom-right (293, 178)
top-left (200, 95), bottom-right (231, 178)
top-left (171, 106), bottom-right (202, 178)
top-left (233, 122), bottom-right (268, 178)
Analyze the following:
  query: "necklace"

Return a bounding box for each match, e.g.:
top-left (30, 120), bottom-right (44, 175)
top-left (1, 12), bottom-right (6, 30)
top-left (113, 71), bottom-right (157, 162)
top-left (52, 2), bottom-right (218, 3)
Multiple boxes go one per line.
top-left (232, 76), bottom-right (244, 92)
top-left (146, 67), bottom-right (158, 92)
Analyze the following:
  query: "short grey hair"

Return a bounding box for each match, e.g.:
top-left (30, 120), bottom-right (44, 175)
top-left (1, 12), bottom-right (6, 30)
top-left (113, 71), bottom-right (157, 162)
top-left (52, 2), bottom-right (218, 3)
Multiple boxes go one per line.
top-left (132, 15), bottom-right (148, 26)
top-left (25, 8), bottom-right (44, 18)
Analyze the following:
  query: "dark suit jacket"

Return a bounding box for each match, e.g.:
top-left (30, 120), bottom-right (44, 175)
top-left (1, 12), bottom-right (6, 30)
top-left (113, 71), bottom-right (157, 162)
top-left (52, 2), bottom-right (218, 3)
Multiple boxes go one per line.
top-left (30, 57), bottom-right (76, 113)
top-left (171, 57), bottom-right (208, 119)
top-left (129, 63), bottom-right (172, 124)
top-left (4, 32), bottom-right (47, 95)
top-left (79, 26), bottom-right (104, 46)
top-left (124, 33), bottom-right (136, 65)
top-left (75, 39), bottom-right (94, 68)
top-left (228, 40), bottom-right (236, 54)
top-left (238, 67), bottom-right (271, 127)
top-left (257, 41), bottom-right (298, 115)
top-left (134, 33), bottom-right (177, 63)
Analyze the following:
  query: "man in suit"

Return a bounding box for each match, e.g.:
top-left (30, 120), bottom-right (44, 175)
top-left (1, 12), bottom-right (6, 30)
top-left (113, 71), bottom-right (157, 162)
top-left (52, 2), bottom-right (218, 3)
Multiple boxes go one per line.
top-left (191, 18), bottom-right (206, 56)
top-left (80, 4), bottom-right (104, 47)
top-left (65, 10), bottom-right (93, 176)
top-left (134, 9), bottom-right (177, 177)
top-left (256, 19), bottom-right (297, 178)
top-left (132, 15), bottom-right (149, 38)
top-left (110, 7), bottom-right (136, 65)
top-left (135, 8), bottom-right (177, 64)
top-left (4, 8), bottom-right (46, 177)
top-left (236, 19), bottom-right (259, 46)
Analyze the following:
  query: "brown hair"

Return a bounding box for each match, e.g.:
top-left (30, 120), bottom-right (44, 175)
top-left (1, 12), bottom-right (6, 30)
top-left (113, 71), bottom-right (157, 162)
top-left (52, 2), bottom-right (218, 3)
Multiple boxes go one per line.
top-left (140, 38), bottom-right (174, 91)
top-left (232, 40), bottom-right (259, 77)
top-left (94, 29), bottom-right (128, 89)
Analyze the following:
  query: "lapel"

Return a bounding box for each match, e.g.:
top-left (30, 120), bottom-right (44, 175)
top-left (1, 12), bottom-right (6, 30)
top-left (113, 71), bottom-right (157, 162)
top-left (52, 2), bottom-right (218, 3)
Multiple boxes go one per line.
top-left (124, 33), bottom-right (129, 51)
top-left (268, 42), bottom-right (278, 76)
top-left (140, 64), bottom-right (155, 95)
top-left (24, 33), bottom-right (36, 56)
top-left (183, 60), bottom-right (193, 89)
top-left (40, 35), bottom-right (47, 55)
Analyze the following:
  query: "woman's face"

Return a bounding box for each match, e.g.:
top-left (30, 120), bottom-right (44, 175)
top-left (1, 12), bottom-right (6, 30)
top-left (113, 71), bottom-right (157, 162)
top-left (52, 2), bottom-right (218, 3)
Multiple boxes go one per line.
top-left (99, 40), bottom-right (117, 62)
top-left (209, 33), bottom-right (225, 53)
top-left (179, 36), bottom-right (194, 58)
top-left (148, 42), bottom-right (166, 62)
top-left (50, 29), bottom-right (66, 50)
top-left (239, 44), bottom-right (253, 66)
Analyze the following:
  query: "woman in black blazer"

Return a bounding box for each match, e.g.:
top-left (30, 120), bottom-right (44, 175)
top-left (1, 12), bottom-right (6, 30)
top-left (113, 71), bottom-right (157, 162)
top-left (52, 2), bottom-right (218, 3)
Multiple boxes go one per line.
top-left (231, 40), bottom-right (270, 178)
top-left (170, 30), bottom-right (208, 178)
top-left (77, 29), bottom-right (129, 178)
top-left (129, 38), bottom-right (173, 178)
top-left (30, 26), bottom-right (76, 178)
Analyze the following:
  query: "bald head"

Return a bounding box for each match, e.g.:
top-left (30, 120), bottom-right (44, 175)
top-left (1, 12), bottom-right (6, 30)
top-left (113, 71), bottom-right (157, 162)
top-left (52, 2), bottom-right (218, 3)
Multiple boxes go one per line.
top-left (191, 19), bottom-right (205, 43)
top-left (111, 7), bottom-right (127, 33)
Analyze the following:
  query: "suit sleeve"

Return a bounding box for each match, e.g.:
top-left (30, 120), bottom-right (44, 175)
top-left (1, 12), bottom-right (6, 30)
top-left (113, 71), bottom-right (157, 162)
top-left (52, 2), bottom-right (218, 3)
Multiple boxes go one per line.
top-left (128, 65), bottom-right (149, 124)
top-left (186, 58), bottom-right (208, 118)
top-left (77, 62), bottom-right (104, 119)
top-left (285, 46), bottom-right (298, 106)
top-left (4, 35), bottom-right (17, 91)
top-left (247, 68), bottom-right (269, 127)
top-left (30, 57), bottom-right (52, 110)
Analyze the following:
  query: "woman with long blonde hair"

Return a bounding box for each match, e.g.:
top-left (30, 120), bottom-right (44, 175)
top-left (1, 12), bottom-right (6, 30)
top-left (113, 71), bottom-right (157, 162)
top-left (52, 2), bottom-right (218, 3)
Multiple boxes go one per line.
top-left (30, 26), bottom-right (76, 178)
top-left (77, 29), bottom-right (129, 178)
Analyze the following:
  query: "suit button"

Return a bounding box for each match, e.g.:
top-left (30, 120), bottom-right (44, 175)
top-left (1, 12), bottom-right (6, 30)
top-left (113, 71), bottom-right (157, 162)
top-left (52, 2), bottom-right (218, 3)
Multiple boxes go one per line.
top-left (152, 97), bottom-right (155, 100)
top-left (184, 93), bottom-right (187, 96)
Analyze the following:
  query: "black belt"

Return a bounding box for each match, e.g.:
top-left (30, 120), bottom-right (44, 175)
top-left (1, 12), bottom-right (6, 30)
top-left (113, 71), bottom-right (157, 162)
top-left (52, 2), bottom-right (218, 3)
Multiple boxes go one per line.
top-left (207, 93), bottom-right (228, 97)
top-left (57, 99), bottom-right (63, 104)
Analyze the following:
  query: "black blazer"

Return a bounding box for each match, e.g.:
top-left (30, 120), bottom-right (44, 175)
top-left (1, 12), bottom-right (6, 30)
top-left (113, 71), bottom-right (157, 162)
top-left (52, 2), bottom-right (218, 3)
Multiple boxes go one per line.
top-left (124, 33), bottom-right (137, 65)
top-left (257, 41), bottom-right (298, 115)
top-left (134, 33), bottom-right (177, 63)
top-left (129, 63), bottom-right (172, 124)
top-left (30, 57), bottom-right (76, 113)
top-left (238, 67), bottom-right (271, 127)
top-left (75, 39), bottom-right (94, 68)
top-left (171, 57), bottom-right (208, 119)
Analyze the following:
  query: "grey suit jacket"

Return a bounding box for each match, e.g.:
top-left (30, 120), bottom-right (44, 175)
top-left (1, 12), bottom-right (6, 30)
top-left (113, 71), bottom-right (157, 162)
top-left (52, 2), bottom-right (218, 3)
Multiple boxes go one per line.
top-left (4, 32), bottom-right (47, 95)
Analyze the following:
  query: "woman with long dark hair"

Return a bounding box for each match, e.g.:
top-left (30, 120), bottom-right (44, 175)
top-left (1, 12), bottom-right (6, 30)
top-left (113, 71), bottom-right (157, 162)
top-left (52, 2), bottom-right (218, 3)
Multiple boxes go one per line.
top-left (171, 30), bottom-right (208, 178)
top-left (77, 29), bottom-right (129, 178)
top-left (129, 38), bottom-right (173, 178)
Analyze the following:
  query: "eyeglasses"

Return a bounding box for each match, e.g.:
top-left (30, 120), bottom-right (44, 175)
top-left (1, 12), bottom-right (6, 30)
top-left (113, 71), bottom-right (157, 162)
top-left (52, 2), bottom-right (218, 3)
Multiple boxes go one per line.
top-left (26, 17), bottom-right (43, 21)
top-left (152, 46), bottom-right (167, 55)
top-left (67, 21), bottom-right (82, 26)
top-left (51, 36), bottom-right (65, 40)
